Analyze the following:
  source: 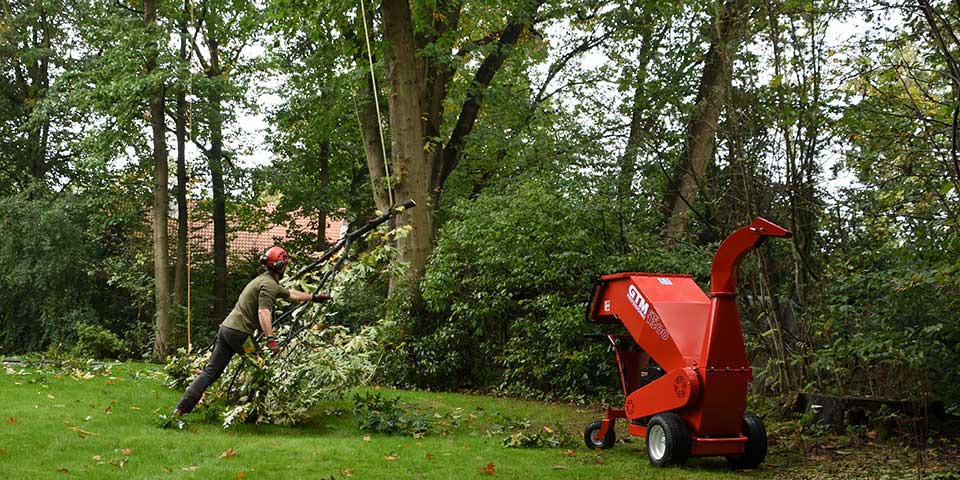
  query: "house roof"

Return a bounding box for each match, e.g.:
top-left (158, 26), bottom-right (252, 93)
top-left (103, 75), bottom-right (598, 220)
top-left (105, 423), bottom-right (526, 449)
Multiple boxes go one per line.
top-left (177, 206), bottom-right (346, 258)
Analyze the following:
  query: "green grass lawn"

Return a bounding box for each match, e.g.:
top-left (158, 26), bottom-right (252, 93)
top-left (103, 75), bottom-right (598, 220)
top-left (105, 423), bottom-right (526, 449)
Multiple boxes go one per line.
top-left (1, 362), bottom-right (956, 480)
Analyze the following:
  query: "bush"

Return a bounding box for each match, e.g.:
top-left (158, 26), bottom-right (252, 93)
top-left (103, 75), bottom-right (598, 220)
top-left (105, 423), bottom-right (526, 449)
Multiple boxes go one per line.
top-left (352, 392), bottom-right (429, 436)
top-left (0, 193), bottom-right (92, 352)
top-left (389, 178), bottom-right (710, 400)
top-left (72, 323), bottom-right (127, 359)
top-left (0, 188), bottom-right (155, 356)
top-left (164, 347), bottom-right (208, 390)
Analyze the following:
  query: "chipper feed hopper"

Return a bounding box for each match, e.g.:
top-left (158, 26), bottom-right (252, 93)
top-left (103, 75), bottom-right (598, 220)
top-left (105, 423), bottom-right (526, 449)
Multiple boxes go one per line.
top-left (583, 218), bottom-right (792, 468)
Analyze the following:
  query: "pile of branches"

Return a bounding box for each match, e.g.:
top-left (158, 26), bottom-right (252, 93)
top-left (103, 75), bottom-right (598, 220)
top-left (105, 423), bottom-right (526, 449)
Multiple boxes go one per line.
top-left (165, 295), bottom-right (380, 427)
top-left (219, 322), bottom-right (379, 427)
top-left (164, 202), bottom-right (415, 427)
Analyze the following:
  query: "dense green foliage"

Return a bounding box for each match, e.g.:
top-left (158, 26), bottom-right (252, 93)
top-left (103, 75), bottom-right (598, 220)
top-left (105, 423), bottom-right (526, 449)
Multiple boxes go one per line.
top-left (0, 193), bottom-right (89, 351)
top-left (2, 0), bottom-right (960, 417)
top-left (402, 178), bottom-right (710, 400)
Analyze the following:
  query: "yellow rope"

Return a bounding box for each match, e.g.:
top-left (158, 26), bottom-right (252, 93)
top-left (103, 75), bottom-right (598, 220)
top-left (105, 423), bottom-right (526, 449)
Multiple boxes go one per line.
top-left (186, 166), bottom-right (192, 355)
top-left (358, 0), bottom-right (394, 207)
top-left (185, 0), bottom-right (196, 354)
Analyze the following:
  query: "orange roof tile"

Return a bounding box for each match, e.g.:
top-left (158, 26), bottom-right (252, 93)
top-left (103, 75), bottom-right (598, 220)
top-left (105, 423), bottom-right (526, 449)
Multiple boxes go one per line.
top-left (172, 205), bottom-right (345, 260)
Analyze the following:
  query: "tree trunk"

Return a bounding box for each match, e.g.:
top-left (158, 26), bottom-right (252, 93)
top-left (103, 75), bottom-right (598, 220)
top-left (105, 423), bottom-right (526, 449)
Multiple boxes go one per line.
top-left (173, 0), bottom-right (189, 307)
top-left (23, 0), bottom-right (51, 188)
top-left (353, 9), bottom-right (391, 215)
top-left (381, 0), bottom-right (432, 285)
top-left (615, 20), bottom-right (659, 251)
top-left (146, 0), bottom-right (172, 360)
top-left (661, 0), bottom-right (748, 243)
top-left (208, 37), bottom-right (229, 324)
top-left (377, 0), bottom-right (534, 308)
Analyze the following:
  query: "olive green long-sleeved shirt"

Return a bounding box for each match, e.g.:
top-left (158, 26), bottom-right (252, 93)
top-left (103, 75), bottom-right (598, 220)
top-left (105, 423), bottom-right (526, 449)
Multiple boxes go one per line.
top-left (221, 271), bottom-right (290, 335)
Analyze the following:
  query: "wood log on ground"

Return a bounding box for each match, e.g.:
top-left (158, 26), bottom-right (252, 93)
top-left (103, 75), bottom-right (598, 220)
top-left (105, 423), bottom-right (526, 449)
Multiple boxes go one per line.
top-left (785, 392), bottom-right (960, 437)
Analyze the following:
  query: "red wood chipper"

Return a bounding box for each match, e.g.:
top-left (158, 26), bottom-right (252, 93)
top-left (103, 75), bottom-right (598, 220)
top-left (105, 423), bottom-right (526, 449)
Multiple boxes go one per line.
top-left (583, 217), bottom-right (792, 468)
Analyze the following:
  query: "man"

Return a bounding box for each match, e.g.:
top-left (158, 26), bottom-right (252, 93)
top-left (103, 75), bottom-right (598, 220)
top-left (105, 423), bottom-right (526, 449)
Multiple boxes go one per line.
top-left (174, 246), bottom-right (329, 415)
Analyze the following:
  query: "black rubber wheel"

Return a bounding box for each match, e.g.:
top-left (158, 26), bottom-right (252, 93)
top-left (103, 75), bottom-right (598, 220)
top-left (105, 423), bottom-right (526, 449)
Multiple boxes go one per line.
top-left (646, 413), bottom-right (691, 467)
top-left (727, 411), bottom-right (768, 469)
top-left (583, 419), bottom-right (616, 450)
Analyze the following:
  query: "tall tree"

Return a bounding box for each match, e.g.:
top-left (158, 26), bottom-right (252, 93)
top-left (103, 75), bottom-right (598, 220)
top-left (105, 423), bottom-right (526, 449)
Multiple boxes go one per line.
top-left (0, 0), bottom-right (76, 193)
top-left (610, 4), bottom-right (674, 250)
top-left (350, 6), bottom-right (391, 215)
top-left (145, 0), bottom-right (172, 359)
top-left (205, 9), bottom-right (229, 323)
top-left (379, 0), bottom-right (542, 292)
top-left (173, 0), bottom-right (190, 307)
top-left (187, 0), bottom-right (259, 323)
top-left (661, 0), bottom-right (751, 243)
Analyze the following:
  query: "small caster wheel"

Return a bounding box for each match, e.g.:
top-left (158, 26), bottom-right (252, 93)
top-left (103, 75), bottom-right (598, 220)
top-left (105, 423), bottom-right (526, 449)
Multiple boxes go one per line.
top-left (584, 419), bottom-right (616, 450)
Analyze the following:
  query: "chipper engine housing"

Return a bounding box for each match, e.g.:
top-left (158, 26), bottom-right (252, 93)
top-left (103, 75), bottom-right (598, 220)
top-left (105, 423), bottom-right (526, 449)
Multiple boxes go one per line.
top-left (583, 217), bottom-right (792, 468)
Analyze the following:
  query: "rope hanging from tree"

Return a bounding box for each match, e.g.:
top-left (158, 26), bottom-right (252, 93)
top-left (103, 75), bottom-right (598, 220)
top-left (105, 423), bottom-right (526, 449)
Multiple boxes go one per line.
top-left (185, 0), bottom-right (198, 355)
top-left (358, 0), bottom-right (394, 208)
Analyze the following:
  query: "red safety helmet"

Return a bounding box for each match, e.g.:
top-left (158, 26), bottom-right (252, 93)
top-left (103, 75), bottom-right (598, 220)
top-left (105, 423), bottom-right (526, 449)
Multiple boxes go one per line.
top-left (260, 246), bottom-right (290, 272)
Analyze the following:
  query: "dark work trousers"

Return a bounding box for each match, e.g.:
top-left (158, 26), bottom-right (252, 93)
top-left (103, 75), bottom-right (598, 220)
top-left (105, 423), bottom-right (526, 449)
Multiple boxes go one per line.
top-left (175, 326), bottom-right (256, 413)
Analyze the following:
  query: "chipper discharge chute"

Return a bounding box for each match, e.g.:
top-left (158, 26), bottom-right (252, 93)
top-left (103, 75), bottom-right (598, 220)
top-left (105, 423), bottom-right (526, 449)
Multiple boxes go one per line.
top-left (583, 217), bottom-right (792, 468)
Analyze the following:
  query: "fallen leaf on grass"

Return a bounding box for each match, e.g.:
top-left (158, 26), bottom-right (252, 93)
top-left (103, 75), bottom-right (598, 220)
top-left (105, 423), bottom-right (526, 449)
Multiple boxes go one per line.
top-left (182, 465), bottom-right (198, 471)
top-left (235, 473), bottom-right (246, 480)
top-left (362, 435), bottom-right (371, 442)
top-left (340, 468), bottom-right (355, 477)
top-left (92, 455), bottom-right (102, 462)
top-left (105, 380), bottom-right (116, 385)
top-left (109, 457), bottom-right (127, 469)
top-left (130, 406), bottom-right (141, 411)
top-left (48, 394), bottom-right (55, 399)
top-left (552, 465), bottom-right (568, 470)
top-left (543, 426), bottom-right (554, 433)
top-left (63, 419), bottom-right (70, 424)
top-left (162, 467), bottom-right (173, 473)
top-left (67, 426), bottom-right (97, 438)
top-left (384, 453), bottom-right (400, 461)
top-left (480, 463), bottom-right (496, 476)
top-left (563, 450), bottom-right (576, 456)
top-left (425, 453), bottom-right (434, 460)
top-left (57, 467), bottom-right (68, 473)
top-left (104, 405), bottom-right (112, 415)
top-left (120, 448), bottom-right (134, 456)
top-left (7, 417), bottom-right (16, 425)
top-left (219, 448), bottom-right (238, 460)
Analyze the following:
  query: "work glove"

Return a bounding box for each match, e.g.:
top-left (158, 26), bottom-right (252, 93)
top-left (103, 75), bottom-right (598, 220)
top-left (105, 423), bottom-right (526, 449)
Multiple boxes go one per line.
top-left (265, 336), bottom-right (280, 355)
top-left (312, 293), bottom-right (332, 302)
